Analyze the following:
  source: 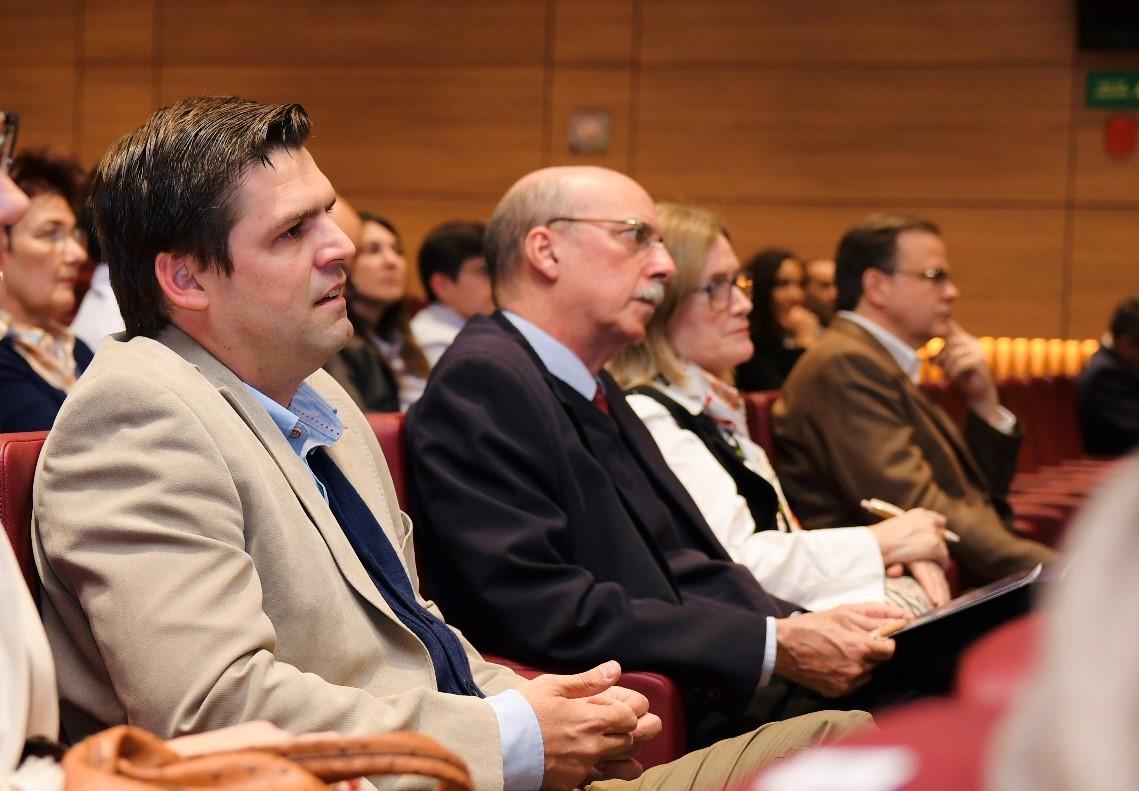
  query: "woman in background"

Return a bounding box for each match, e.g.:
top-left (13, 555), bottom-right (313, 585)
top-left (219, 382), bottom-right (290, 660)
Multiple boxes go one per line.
top-left (0, 151), bottom-right (91, 432)
top-left (326, 213), bottom-right (429, 412)
top-left (734, 247), bottom-right (819, 391)
top-left (609, 202), bottom-right (949, 613)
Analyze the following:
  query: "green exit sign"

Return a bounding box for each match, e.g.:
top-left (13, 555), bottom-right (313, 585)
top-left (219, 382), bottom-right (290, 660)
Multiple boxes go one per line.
top-left (1087, 71), bottom-right (1139, 109)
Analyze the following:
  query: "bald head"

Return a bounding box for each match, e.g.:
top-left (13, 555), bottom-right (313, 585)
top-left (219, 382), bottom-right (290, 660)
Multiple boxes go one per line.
top-left (486, 166), bottom-right (647, 298)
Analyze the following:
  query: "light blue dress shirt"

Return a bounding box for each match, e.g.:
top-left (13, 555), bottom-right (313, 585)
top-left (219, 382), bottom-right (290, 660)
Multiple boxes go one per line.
top-left (502, 311), bottom-right (779, 687)
top-left (246, 382), bottom-right (544, 791)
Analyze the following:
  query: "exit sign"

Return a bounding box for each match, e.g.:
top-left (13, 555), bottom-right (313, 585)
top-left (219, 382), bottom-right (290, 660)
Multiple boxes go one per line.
top-left (1087, 71), bottom-right (1139, 109)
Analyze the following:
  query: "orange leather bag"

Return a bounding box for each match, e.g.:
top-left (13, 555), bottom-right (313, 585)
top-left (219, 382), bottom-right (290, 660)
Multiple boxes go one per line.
top-left (61, 725), bottom-right (475, 791)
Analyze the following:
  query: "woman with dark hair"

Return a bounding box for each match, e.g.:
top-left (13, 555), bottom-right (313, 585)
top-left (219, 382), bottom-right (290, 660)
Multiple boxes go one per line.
top-left (325, 213), bottom-right (429, 412)
top-left (734, 247), bottom-right (820, 391)
top-left (0, 150), bottom-right (92, 432)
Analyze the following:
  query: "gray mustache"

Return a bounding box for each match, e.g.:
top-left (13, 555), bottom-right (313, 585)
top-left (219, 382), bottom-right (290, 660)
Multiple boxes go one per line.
top-left (635, 281), bottom-right (666, 307)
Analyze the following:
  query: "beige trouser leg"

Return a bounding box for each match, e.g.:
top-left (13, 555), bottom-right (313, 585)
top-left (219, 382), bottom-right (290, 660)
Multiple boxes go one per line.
top-left (589, 710), bottom-right (873, 791)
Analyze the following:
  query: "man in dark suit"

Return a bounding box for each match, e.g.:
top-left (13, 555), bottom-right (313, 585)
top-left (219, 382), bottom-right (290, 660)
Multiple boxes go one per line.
top-left (408, 166), bottom-right (907, 745)
top-left (1077, 295), bottom-right (1139, 457)
top-left (773, 214), bottom-right (1056, 585)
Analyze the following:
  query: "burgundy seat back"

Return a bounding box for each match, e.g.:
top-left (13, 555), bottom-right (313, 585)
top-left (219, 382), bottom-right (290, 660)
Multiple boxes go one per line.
top-left (366, 412), bottom-right (409, 510)
top-left (0, 431), bottom-right (49, 594)
top-left (742, 390), bottom-right (781, 463)
top-left (996, 377), bottom-right (1041, 473)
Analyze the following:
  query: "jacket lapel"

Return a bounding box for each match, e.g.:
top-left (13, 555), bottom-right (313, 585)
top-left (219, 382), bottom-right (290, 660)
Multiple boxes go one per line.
top-left (157, 327), bottom-right (397, 619)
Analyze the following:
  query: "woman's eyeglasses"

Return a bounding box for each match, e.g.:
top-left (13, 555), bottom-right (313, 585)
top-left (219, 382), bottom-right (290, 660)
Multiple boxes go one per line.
top-left (692, 273), bottom-right (753, 311)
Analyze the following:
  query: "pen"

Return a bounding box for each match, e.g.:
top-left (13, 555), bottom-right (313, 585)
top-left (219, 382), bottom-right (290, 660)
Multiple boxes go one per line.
top-left (859, 498), bottom-right (961, 543)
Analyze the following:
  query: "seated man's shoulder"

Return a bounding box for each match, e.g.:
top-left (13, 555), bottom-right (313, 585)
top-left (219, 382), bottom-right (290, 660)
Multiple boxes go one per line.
top-left (426, 315), bottom-right (539, 386)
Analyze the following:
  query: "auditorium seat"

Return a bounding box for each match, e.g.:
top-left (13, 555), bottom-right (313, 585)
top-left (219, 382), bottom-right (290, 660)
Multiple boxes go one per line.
top-left (956, 613), bottom-right (1041, 708)
top-left (365, 412), bottom-right (688, 767)
top-left (742, 390), bottom-right (781, 461)
top-left (0, 430), bottom-right (48, 594)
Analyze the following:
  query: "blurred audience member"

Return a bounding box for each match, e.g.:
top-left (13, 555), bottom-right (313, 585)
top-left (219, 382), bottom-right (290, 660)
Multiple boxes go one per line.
top-left (410, 220), bottom-right (493, 366)
top-left (735, 248), bottom-right (819, 391)
top-left (325, 212), bottom-right (429, 411)
top-left (0, 150), bottom-right (91, 432)
top-left (609, 203), bottom-right (950, 613)
top-left (990, 453), bottom-right (1139, 791)
top-left (1076, 295), bottom-right (1139, 457)
top-left (774, 214), bottom-right (1056, 585)
top-left (802, 257), bottom-right (837, 326)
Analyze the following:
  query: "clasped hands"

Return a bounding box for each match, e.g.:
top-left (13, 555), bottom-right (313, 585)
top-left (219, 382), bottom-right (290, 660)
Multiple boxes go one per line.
top-left (870, 508), bottom-right (952, 606)
top-left (520, 660), bottom-right (662, 791)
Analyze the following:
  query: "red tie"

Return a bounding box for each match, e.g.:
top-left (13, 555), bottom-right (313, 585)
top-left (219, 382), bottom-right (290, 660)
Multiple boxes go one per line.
top-left (593, 385), bottom-right (610, 415)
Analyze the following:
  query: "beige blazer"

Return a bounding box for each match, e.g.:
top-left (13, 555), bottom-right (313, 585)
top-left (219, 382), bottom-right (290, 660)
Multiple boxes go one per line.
top-left (772, 316), bottom-right (1055, 583)
top-left (32, 327), bottom-right (522, 790)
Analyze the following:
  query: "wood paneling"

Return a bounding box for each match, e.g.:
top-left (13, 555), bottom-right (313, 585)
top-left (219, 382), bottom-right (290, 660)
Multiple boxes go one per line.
top-left (0, 67), bottom-right (78, 154)
top-left (159, 0), bottom-right (545, 67)
top-left (160, 66), bottom-right (545, 197)
top-left (0, 0), bottom-right (79, 65)
top-left (3, 0), bottom-right (1133, 339)
top-left (1069, 210), bottom-right (1139, 338)
top-left (546, 67), bottom-right (633, 171)
top-left (78, 66), bottom-right (154, 167)
top-left (552, 0), bottom-right (635, 64)
top-left (640, 0), bottom-right (1073, 65)
top-left (637, 66), bottom-right (1072, 204)
top-left (83, 0), bottom-right (155, 62)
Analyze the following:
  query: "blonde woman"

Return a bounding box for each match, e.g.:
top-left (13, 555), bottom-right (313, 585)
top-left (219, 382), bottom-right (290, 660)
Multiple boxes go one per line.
top-left (609, 203), bottom-right (950, 613)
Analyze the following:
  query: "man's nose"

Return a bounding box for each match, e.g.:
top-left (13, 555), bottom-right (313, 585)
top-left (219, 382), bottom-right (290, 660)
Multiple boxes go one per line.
top-left (650, 243), bottom-right (676, 281)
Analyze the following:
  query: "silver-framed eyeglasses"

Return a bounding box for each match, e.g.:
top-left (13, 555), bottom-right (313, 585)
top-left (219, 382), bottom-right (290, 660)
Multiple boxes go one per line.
top-left (545, 216), bottom-right (664, 253)
top-left (692, 272), bottom-right (753, 311)
top-left (892, 266), bottom-right (953, 286)
top-left (0, 110), bottom-right (19, 175)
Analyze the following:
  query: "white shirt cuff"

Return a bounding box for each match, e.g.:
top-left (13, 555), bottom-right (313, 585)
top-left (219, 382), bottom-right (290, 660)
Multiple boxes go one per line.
top-left (990, 405), bottom-right (1017, 435)
top-left (759, 615), bottom-right (778, 687)
top-left (485, 689), bottom-right (544, 791)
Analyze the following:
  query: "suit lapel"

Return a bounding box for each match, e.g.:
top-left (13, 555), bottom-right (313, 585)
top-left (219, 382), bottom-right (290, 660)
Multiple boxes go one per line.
top-left (157, 327), bottom-right (396, 618)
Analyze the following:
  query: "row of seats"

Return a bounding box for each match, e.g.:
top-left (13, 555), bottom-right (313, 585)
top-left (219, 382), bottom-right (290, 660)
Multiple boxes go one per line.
top-left (917, 336), bottom-right (1099, 383)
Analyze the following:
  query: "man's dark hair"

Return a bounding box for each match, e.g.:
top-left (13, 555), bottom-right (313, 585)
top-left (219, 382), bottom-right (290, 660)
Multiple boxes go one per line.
top-left (88, 96), bottom-right (311, 338)
top-left (834, 214), bottom-right (941, 312)
top-left (1110, 294), bottom-right (1139, 346)
top-left (417, 221), bottom-right (485, 303)
top-left (10, 150), bottom-right (86, 213)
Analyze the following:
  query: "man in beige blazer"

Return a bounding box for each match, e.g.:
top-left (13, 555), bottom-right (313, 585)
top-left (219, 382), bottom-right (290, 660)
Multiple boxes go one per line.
top-left (32, 96), bottom-right (865, 791)
top-left (773, 215), bottom-right (1055, 585)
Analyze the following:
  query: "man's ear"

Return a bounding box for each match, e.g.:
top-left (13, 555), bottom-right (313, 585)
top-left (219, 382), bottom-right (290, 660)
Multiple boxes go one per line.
top-left (522, 226), bottom-right (560, 281)
top-left (860, 267), bottom-right (892, 310)
top-left (429, 271), bottom-right (456, 305)
top-left (155, 252), bottom-right (209, 312)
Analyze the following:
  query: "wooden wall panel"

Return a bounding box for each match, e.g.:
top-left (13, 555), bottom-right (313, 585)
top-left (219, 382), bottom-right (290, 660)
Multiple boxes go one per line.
top-left (640, 0), bottom-right (1073, 65)
top-left (1073, 59), bottom-right (1139, 205)
top-left (696, 203), bottom-right (1066, 337)
top-left (78, 66), bottom-right (154, 167)
top-left (83, 0), bottom-right (155, 61)
top-left (0, 0), bottom-right (79, 65)
top-left (552, 0), bottom-right (635, 64)
top-left (637, 66), bottom-right (1072, 204)
top-left (0, 67), bottom-right (78, 153)
top-left (159, 0), bottom-right (545, 67)
top-left (546, 67), bottom-right (633, 171)
top-left (159, 66), bottom-right (545, 197)
top-left (1069, 210), bottom-right (1139, 338)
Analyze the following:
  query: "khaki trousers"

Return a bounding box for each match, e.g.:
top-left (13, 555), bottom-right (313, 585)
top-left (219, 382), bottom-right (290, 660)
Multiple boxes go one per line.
top-left (590, 709), bottom-right (872, 791)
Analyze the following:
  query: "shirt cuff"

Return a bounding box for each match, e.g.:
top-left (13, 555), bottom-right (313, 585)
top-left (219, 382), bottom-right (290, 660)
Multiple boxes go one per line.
top-left (990, 405), bottom-right (1017, 435)
top-left (759, 615), bottom-right (778, 687)
top-left (485, 689), bottom-right (544, 791)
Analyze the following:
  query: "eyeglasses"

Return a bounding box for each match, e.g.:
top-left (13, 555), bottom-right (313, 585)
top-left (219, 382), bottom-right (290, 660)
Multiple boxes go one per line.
top-left (692, 272), bottom-right (753, 311)
top-left (0, 110), bottom-right (18, 175)
top-left (545, 217), bottom-right (664, 253)
top-left (26, 224), bottom-right (84, 252)
top-left (892, 266), bottom-right (953, 286)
